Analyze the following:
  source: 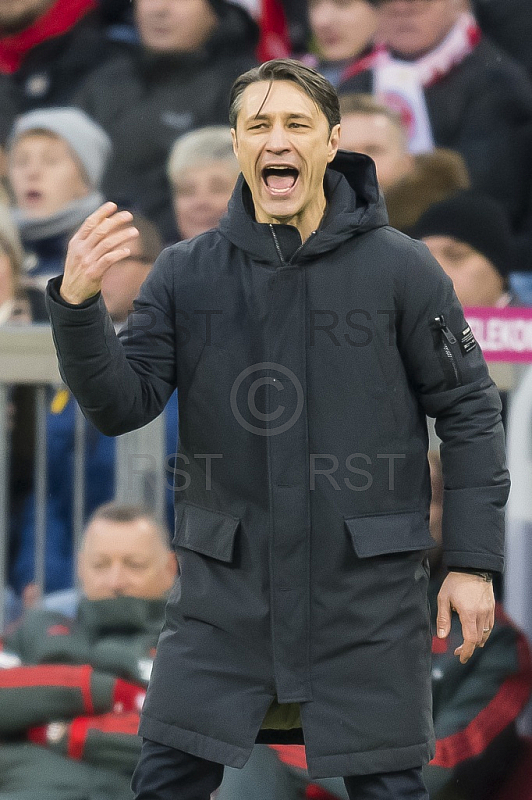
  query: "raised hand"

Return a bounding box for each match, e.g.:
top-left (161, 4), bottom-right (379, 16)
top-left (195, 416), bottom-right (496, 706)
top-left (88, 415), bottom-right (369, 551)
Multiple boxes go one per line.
top-left (60, 202), bottom-right (139, 305)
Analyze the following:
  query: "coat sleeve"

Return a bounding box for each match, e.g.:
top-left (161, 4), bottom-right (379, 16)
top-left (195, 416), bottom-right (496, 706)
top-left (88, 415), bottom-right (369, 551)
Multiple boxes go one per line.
top-left (45, 247), bottom-right (178, 437)
top-left (396, 238), bottom-right (510, 573)
top-left (424, 606), bottom-right (532, 797)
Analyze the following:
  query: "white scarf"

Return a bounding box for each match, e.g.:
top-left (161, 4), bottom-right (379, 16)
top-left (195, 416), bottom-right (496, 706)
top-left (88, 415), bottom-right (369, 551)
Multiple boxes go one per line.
top-left (373, 12), bottom-right (481, 153)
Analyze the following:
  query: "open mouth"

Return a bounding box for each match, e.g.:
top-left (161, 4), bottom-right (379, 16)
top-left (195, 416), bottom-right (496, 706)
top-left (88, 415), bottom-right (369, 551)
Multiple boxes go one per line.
top-left (262, 166), bottom-right (299, 195)
top-left (24, 190), bottom-right (43, 203)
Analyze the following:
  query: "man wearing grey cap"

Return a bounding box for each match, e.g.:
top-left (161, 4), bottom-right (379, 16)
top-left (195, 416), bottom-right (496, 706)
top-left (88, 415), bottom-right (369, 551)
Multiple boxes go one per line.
top-left (7, 106), bottom-right (112, 291)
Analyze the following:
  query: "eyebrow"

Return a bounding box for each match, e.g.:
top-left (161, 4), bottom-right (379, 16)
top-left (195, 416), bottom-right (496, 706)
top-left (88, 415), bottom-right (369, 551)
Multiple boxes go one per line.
top-left (246, 112), bottom-right (314, 124)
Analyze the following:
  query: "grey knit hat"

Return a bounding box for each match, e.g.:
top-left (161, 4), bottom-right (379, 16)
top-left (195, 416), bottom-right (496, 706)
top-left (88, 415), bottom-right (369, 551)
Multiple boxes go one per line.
top-left (9, 107), bottom-right (112, 190)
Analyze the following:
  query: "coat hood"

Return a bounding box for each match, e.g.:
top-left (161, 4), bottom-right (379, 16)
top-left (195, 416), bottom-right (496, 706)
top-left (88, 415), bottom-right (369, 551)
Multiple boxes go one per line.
top-left (219, 150), bottom-right (388, 265)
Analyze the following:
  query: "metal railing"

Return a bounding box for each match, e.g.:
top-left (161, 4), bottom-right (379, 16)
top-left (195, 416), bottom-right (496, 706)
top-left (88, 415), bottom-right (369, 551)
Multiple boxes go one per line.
top-left (0, 324), bottom-right (165, 631)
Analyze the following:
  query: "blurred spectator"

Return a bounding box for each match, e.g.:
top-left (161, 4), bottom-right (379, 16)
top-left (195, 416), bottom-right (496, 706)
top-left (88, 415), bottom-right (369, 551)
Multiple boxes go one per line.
top-left (100, 213), bottom-right (162, 327)
top-left (0, 0), bottom-right (120, 144)
top-left (10, 212), bottom-right (179, 598)
top-left (74, 0), bottom-right (258, 242)
top-left (339, 93), bottom-right (469, 231)
top-left (0, 502), bottom-right (177, 800)
top-left (412, 190), bottom-right (519, 308)
top-left (0, 202), bottom-right (45, 322)
top-left (7, 106), bottom-right (112, 291)
top-left (257, 0), bottom-right (310, 60)
top-left (305, 0), bottom-right (379, 87)
top-left (167, 126), bottom-right (240, 241)
top-left (0, 145), bottom-right (9, 205)
top-left (471, 0), bottom-right (532, 79)
top-left (0, 205), bottom-right (47, 621)
top-left (339, 0), bottom-right (532, 249)
top-left (216, 451), bottom-right (532, 800)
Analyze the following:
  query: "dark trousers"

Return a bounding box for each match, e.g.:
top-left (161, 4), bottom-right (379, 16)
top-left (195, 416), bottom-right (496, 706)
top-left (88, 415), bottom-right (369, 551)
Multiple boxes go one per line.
top-left (132, 739), bottom-right (429, 800)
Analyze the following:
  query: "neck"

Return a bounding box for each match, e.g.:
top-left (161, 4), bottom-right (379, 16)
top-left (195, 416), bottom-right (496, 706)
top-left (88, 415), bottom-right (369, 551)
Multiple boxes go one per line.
top-left (258, 193), bottom-right (327, 243)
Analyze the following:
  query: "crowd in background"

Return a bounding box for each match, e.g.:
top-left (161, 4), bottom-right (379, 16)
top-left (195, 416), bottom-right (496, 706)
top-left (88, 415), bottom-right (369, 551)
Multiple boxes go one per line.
top-left (2, 0), bottom-right (532, 798)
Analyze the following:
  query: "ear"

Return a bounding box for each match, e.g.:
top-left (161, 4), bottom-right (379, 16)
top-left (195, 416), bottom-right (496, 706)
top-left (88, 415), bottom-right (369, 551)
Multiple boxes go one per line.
top-left (231, 128), bottom-right (238, 158)
top-left (327, 123), bottom-right (341, 163)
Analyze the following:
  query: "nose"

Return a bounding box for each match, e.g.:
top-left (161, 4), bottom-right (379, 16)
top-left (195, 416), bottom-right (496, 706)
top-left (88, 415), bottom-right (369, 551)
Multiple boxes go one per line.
top-left (21, 157), bottom-right (42, 178)
top-left (311, 1), bottom-right (333, 32)
top-left (266, 122), bottom-right (291, 155)
top-left (105, 563), bottom-right (130, 595)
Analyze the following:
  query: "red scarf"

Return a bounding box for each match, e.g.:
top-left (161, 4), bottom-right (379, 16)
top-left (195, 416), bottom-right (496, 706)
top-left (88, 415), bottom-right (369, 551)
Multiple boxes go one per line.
top-left (0, 0), bottom-right (97, 74)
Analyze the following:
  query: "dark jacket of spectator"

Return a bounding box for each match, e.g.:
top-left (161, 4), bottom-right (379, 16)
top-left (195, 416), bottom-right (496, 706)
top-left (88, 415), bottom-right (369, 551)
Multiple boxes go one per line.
top-left (339, 36), bottom-right (532, 247)
top-left (0, 595), bottom-right (165, 799)
top-left (74, 2), bottom-right (258, 241)
top-left (472, 0), bottom-right (532, 79)
top-left (0, 0), bottom-right (120, 144)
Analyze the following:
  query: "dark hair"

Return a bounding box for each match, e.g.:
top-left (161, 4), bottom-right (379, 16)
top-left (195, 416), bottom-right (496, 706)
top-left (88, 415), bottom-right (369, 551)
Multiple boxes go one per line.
top-left (84, 502), bottom-right (171, 547)
top-left (229, 59), bottom-right (341, 133)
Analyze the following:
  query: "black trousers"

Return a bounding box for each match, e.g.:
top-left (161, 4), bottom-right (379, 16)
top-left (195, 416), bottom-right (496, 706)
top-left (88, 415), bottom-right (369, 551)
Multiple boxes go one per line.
top-left (131, 739), bottom-right (429, 800)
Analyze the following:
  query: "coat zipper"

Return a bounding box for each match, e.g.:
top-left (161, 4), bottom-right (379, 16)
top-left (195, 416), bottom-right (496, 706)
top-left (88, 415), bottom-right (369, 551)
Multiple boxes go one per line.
top-left (433, 314), bottom-right (462, 388)
top-left (269, 225), bottom-right (317, 267)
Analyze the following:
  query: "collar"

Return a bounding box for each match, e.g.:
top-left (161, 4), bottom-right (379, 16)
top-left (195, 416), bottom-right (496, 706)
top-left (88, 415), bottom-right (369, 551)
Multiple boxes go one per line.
top-left (77, 595), bottom-right (167, 636)
top-left (0, 0), bottom-right (97, 74)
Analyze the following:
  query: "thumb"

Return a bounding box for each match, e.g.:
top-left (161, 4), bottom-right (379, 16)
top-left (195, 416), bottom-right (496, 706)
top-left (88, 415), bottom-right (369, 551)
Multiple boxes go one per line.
top-left (436, 595), bottom-right (452, 639)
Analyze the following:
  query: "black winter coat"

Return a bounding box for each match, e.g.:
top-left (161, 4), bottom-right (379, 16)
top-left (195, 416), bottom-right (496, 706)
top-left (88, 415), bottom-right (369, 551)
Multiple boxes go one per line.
top-left (74, 4), bottom-right (258, 241)
top-left (45, 152), bottom-right (509, 778)
top-left (339, 37), bottom-right (532, 243)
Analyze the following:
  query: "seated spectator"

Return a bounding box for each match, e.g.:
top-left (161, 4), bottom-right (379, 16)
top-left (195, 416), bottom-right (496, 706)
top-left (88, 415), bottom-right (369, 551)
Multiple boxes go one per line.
top-left (167, 126), bottom-right (240, 242)
top-left (0, 0), bottom-right (120, 144)
top-left (304, 0), bottom-right (379, 88)
top-left (339, 93), bottom-right (470, 231)
top-left (0, 202), bottom-right (45, 323)
top-left (338, 0), bottom-right (532, 246)
top-left (412, 190), bottom-right (519, 308)
top-left (74, 0), bottom-right (258, 241)
top-left (7, 106), bottom-right (112, 291)
top-left (100, 213), bottom-right (162, 328)
top-left (216, 451), bottom-right (532, 800)
top-left (10, 213), bottom-right (178, 598)
top-left (0, 502), bottom-right (177, 800)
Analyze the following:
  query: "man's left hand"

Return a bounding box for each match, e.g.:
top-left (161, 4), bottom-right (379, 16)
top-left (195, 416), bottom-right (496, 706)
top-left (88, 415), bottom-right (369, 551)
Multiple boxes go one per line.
top-left (436, 572), bottom-right (495, 663)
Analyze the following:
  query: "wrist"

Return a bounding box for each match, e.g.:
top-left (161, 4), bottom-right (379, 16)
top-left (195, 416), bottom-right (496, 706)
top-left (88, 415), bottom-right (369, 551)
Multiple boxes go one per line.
top-left (449, 566), bottom-right (494, 582)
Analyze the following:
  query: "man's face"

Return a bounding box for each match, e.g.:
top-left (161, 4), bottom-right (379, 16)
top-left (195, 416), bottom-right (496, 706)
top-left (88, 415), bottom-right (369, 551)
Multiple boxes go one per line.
top-left (377, 0), bottom-right (462, 59)
top-left (101, 235), bottom-right (154, 325)
top-left (9, 132), bottom-right (89, 218)
top-left (309, 0), bottom-right (378, 62)
top-left (78, 517), bottom-right (177, 601)
top-left (172, 159), bottom-right (239, 240)
top-left (423, 235), bottom-right (504, 307)
top-left (339, 111), bottom-right (413, 191)
top-left (135, 0), bottom-right (218, 53)
top-left (231, 80), bottom-right (340, 235)
top-left (0, 0), bottom-right (51, 33)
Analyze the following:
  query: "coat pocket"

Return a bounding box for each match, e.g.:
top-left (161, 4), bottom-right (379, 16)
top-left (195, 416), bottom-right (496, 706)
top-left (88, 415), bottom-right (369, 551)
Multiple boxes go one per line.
top-left (344, 511), bottom-right (436, 558)
top-left (173, 502), bottom-right (240, 562)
